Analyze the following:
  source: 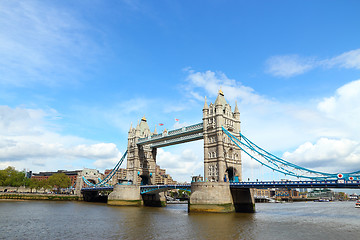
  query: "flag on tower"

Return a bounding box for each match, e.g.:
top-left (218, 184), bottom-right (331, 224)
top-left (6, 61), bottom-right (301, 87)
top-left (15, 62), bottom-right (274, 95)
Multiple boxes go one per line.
top-left (175, 118), bottom-right (179, 121)
top-left (159, 123), bottom-right (164, 126)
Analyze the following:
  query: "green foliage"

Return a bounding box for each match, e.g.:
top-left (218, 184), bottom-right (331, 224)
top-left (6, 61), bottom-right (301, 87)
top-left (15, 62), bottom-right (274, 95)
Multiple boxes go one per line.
top-left (338, 192), bottom-right (348, 200)
top-left (0, 166), bottom-right (27, 187)
top-left (28, 178), bottom-right (38, 190)
top-left (170, 189), bottom-right (191, 199)
top-left (27, 178), bottom-right (48, 192)
top-left (47, 173), bottom-right (71, 193)
top-left (178, 190), bottom-right (190, 198)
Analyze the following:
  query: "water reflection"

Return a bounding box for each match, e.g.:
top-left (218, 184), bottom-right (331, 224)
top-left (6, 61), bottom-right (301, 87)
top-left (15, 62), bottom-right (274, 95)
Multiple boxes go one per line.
top-left (186, 212), bottom-right (253, 239)
top-left (1, 201), bottom-right (359, 240)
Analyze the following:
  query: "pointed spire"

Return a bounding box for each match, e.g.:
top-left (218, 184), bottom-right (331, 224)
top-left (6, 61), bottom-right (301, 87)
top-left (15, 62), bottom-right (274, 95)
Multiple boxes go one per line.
top-left (234, 101), bottom-right (239, 114)
top-left (215, 88), bottom-right (227, 107)
top-left (129, 122), bottom-right (133, 132)
top-left (135, 120), bottom-right (140, 137)
top-left (203, 96), bottom-right (209, 109)
top-left (153, 125), bottom-right (157, 135)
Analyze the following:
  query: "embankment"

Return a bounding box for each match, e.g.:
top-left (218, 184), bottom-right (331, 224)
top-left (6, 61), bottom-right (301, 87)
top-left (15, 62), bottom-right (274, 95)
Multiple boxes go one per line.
top-left (0, 193), bottom-right (82, 201)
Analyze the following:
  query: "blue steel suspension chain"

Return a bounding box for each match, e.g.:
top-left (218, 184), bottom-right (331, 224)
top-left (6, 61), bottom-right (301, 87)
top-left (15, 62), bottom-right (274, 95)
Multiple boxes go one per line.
top-left (82, 150), bottom-right (127, 187)
top-left (221, 127), bottom-right (357, 180)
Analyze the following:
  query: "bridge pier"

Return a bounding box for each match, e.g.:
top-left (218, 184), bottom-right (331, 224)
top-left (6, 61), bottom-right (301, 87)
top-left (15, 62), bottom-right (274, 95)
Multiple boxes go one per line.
top-left (82, 191), bottom-right (107, 202)
top-left (108, 184), bottom-right (142, 206)
top-left (189, 182), bottom-right (235, 213)
top-left (142, 192), bottom-right (167, 207)
top-left (189, 182), bottom-right (255, 213)
top-left (230, 188), bottom-right (255, 213)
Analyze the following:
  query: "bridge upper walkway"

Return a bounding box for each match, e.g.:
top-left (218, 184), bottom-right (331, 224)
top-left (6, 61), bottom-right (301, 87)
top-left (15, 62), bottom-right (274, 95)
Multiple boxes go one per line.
top-left (137, 123), bottom-right (203, 148)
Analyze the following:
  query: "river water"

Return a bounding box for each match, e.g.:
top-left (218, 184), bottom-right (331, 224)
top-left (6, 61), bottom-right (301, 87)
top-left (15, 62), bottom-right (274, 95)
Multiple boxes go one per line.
top-left (0, 200), bottom-right (359, 240)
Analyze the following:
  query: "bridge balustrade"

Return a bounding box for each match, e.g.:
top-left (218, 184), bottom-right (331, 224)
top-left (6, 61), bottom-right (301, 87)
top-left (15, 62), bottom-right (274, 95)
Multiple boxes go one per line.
top-left (137, 123), bottom-right (203, 146)
top-left (150, 132), bottom-right (203, 148)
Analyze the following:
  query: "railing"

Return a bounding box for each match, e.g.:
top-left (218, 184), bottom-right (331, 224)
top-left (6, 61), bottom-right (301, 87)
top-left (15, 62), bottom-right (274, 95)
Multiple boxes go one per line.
top-left (140, 184), bottom-right (191, 194)
top-left (137, 123), bottom-right (203, 146)
top-left (81, 180), bottom-right (360, 194)
top-left (168, 123), bottom-right (203, 135)
top-left (230, 180), bottom-right (360, 188)
top-left (150, 132), bottom-right (203, 148)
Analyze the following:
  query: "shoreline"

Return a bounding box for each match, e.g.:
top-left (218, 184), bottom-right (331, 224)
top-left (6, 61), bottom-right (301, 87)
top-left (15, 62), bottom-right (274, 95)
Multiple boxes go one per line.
top-left (0, 193), bottom-right (83, 201)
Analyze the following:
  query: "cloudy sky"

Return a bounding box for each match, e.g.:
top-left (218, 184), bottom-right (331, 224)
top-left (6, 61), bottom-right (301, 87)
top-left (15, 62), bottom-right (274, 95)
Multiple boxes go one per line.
top-left (1, 0), bottom-right (360, 182)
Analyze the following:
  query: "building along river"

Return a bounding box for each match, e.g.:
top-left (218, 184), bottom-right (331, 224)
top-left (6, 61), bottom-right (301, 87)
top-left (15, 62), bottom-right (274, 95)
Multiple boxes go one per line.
top-left (0, 200), bottom-right (359, 239)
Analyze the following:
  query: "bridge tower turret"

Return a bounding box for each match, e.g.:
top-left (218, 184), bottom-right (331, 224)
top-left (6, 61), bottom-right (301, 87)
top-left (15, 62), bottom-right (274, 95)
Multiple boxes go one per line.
top-left (202, 90), bottom-right (242, 182)
top-left (126, 116), bottom-right (157, 185)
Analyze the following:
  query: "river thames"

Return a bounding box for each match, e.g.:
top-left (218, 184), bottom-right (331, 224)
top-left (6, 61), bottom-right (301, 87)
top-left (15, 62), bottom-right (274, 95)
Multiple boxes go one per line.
top-left (0, 200), bottom-right (359, 240)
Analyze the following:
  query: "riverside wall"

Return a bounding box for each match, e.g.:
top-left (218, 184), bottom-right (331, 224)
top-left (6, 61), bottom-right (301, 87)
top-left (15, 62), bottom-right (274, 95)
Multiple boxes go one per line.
top-left (0, 193), bottom-right (83, 201)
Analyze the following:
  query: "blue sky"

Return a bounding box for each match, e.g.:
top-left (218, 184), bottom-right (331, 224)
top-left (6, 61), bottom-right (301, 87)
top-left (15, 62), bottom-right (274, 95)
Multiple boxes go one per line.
top-left (1, 0), bottom-right (360, 182)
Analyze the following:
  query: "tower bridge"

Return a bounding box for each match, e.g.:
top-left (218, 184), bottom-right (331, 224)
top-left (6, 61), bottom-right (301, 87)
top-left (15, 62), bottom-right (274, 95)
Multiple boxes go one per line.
top-left (126, 90), bottom-right (242, 187)
top-left (81, 90), bottom-right (360, 213)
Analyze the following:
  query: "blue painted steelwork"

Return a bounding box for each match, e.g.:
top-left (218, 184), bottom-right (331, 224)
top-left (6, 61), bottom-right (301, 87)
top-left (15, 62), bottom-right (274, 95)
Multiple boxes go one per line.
top-left (81, 184), bottom-right (191, 194)
top-left (82, 176), bottom-right (96, 186)
top-left (82, 150), bottom-right (128, 187)
top-left (82, 186), bottom-right (114, 192)
top-left (81, 180), bottom-right (360, 194)
top-left (222, 127), bottom-right (360, 181)
top-left (140, 184), bottom-right (191, 194)
top-left (230, 180), bottom-right (360, 189)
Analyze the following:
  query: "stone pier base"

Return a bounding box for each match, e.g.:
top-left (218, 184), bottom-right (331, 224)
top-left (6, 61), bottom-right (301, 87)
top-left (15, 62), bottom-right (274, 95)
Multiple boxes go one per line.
top-left (231, 188), bottom-right (255, 213)
top-left (189, 182), bottom-right (235, 213)
top-left (107, 184), bottom-right (142, 206)
top-left (142, 192), bottom-right (167, 207)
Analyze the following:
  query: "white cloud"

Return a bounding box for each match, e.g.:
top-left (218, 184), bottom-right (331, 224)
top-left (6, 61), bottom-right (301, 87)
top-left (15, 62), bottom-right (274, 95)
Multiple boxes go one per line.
top-left (185, 69), bottom-right (270, 105)
top-left (156, 146), bottom-right (203, 182)
top-left (325, 49), bottom-right (360, 69)
top-left (283, 138), bottom-right (360, 173)
top-left (266, 55), bottom-right (315, 77)
top-left (317, 79), bottom-right (360, 137)
top-left (266, 48), bottom-right (360, 77)
top-left (0, 105), bottom-right (121, 172)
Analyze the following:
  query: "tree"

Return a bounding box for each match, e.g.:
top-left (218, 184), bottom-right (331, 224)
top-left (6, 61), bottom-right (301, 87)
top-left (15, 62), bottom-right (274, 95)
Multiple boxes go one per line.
top-left (40, 179), bottom-right (51, 193)
top-left (0, 168), bottom-right (7, 186)
top-left (30, 178), bottom-right (50, 193)
top-left (29, 178), bottom-right (41, 193)
top-left (47, 173), bottom-right (71, 193)
top-left (0, 166), bottom-right (27, 187)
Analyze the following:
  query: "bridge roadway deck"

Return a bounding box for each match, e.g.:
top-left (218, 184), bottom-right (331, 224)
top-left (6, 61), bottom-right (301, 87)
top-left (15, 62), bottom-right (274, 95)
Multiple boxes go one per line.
top-left (81, 180), bottom-right (360, 195)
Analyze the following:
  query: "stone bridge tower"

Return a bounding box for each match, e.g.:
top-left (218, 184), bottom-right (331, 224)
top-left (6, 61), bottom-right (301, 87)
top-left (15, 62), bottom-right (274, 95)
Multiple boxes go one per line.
top-left (190, 90), bottom-right (253, 214)
top-left (202, 90), bottom-right (242, 182)
top-left (127, 117), bottom-right (157, 185)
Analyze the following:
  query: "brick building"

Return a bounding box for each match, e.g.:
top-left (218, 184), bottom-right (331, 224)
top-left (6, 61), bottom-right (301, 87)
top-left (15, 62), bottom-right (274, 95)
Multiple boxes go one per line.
top-left (105, 165), bottom-right (177, 185)
top-left (275, 188), bottom-right (300, 200)
top-left (32, 170), bottom-right (81, 187)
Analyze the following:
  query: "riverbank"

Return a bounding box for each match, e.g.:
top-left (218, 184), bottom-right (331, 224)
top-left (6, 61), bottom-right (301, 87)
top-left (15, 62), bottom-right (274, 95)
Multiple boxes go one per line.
top-left (0, 193), bottom-right (82, 201)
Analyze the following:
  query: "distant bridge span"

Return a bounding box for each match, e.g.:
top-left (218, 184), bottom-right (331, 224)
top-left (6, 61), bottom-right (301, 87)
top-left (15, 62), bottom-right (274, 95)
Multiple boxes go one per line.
top-left (81, 179), bottom-right (360, 195)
